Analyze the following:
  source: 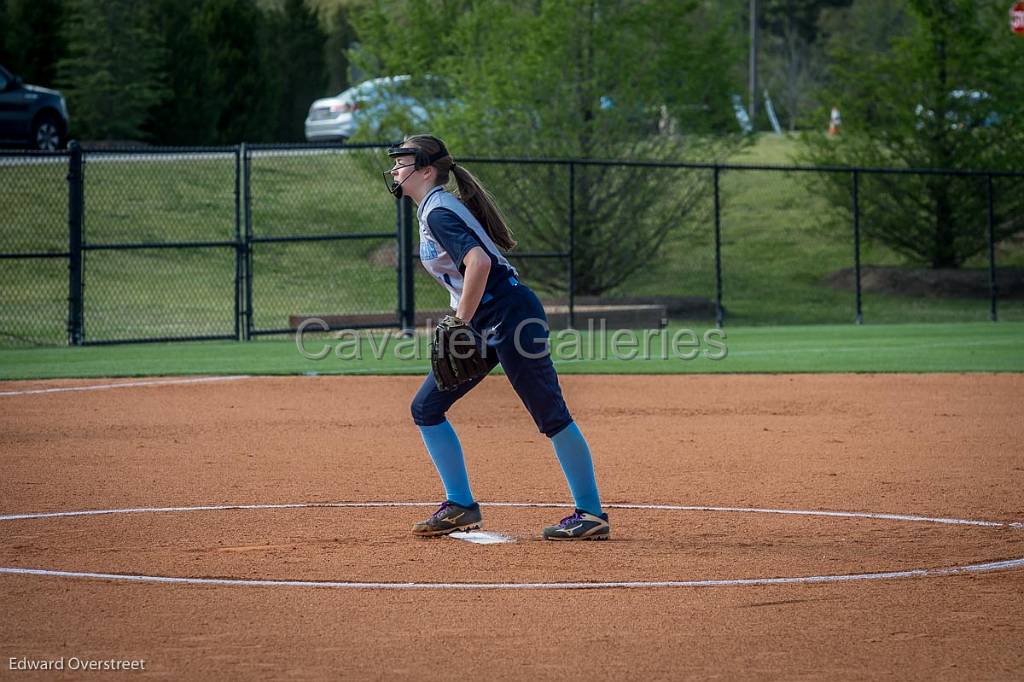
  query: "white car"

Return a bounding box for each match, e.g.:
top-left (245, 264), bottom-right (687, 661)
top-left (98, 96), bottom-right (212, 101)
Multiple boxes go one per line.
top-left (914, 90), bottom-right (1000, 131)
top-left (304, 75), bottom-right (445, 143)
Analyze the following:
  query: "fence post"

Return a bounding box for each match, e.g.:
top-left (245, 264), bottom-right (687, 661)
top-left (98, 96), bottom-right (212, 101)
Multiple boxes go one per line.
top-left (568, 161), bottom-right (576, 329)
top-left (713, 165), bottom-right (724, 328)
top-left (397, 196), bottom-right (416, 333)
top-left (986, 173), bottom-right (997, 322)
top-left (233, 145), bottom-right (243, 340)
top-left (241, 143), bottom-right (253, 341)
top-left (852, 169), bottom-right (863, 325)
top-left (66, 140), bottom-right (84, 346)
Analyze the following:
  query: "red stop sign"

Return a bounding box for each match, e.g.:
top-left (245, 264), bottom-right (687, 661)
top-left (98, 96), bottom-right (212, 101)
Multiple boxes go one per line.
top-left (1012, 1), bottom-right (1024, 34)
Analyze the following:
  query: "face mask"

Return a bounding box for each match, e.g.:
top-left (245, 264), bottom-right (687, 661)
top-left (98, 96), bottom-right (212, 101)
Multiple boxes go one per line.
top-left (383, 142), bottom-right (449, 198)
top-left (382, 161), bottom-right (417, 199)
top-left (383, 146), bottom-right (422, 198)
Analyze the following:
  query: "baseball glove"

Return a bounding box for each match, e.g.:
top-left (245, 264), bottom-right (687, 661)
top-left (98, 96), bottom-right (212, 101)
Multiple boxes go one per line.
top-left (431, 315), bottom-right (491, 391)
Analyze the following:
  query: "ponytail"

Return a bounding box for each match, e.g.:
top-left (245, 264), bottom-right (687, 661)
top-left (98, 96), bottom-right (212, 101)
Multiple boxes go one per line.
top-left (449, 164), bottom-right (517, 251)
top-left (402, 134), bottom-right (517, 251)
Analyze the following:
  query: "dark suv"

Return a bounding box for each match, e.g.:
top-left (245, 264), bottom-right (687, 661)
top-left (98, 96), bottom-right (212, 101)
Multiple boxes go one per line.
top-left (0, 64), bottom-right (70, 150)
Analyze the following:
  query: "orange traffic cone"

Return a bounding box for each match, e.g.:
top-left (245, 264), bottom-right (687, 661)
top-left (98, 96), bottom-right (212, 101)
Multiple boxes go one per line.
top-left (828, 106), bottom-right (841, 136)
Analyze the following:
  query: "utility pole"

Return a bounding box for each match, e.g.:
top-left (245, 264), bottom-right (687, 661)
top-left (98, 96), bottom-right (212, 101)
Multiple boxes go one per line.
top-left (749, 0), bottom-right (758, 126)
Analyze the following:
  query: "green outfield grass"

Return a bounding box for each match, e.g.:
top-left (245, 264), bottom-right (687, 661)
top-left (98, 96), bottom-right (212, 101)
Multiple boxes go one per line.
top-left (2, 137), bottom-right (1022, 347)
top-left (0, 322), bottom-right (1020, 380)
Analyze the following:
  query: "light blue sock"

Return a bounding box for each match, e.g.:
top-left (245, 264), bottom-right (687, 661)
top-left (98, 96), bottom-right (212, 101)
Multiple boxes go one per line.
top-left (417, 421), bottom-right (474, 508)
top-left (550, 422), bottom-right (603, 516)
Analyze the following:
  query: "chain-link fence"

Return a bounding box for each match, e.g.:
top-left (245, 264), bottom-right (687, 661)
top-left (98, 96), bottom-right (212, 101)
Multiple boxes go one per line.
top-left (991, 175), bottom-right (1024, 323)
top-left (717, 167), bottom-right (855, 325)
top-left (582, 161), bottom-right (1023, 327)
top-left (0, 152), bottom-right (69, 345)
top-left (1, 143), bottom-right (1021, 347)
top-left (80, 148), bottom-right (240, 343)
top-left (245, 145), bottom-right (403, 336)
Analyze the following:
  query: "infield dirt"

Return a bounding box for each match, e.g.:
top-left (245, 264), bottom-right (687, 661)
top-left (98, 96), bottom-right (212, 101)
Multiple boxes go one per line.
top-left (1, 373), bottom-right (1022, 679)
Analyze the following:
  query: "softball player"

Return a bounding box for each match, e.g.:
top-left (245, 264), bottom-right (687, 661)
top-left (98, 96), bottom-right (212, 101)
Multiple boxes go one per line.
top-left (385, 134), bottom-right (609, 541)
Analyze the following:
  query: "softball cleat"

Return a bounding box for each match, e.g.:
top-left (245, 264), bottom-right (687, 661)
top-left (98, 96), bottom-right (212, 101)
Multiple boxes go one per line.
top-left (542, 509), bottom-right (610, 541)
top-left (412, 500), bottom-right (482, 537)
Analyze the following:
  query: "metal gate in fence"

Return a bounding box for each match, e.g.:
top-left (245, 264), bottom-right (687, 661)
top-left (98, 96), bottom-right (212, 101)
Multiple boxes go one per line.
top-left (71, 144), bottom-right (242, 345)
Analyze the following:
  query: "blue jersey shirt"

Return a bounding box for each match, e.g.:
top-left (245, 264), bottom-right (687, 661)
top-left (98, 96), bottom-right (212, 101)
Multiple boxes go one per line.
top-left (417, 185), bottom-right (518, 310)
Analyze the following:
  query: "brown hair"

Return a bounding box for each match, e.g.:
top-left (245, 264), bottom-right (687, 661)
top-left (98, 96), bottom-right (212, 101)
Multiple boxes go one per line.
top-left (403, 134), bottom-right (517, 251)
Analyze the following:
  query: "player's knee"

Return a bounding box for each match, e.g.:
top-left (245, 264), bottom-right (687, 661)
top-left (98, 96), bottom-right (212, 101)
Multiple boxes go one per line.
top-left (540, 413), bottom-right (574, 439)
top-left (410, 394), bottom-right (445, 426)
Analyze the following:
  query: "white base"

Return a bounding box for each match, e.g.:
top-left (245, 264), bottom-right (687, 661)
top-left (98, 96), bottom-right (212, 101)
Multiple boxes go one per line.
top-left (447, 531), bottom-right (514, 545)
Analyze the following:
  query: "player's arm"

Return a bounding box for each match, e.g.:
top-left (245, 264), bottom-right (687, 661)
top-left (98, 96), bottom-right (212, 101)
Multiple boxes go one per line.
top-left (456, 246), bottom-right (490, 322)
top-left (426, 208), bottom-right (493, 323)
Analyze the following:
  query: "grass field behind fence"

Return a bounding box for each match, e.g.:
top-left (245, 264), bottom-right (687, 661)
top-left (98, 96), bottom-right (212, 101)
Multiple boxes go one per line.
top-left (0, 322), bottom-right (1020, 380)
top-left (1, 136), bottom-right (1022, 347)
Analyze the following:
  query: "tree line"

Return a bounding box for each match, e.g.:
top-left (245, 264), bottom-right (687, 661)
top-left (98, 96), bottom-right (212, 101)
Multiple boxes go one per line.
top-left (0, 0), bottom-right (355, 144)
top-left (0, 0), bottom-right (967, 145)
top-left (2, 0), bottom-right (1021, 274)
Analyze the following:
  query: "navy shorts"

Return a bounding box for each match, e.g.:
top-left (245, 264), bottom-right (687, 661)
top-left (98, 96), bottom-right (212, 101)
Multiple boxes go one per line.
top-left (410, 283), bottom-right (573, 438)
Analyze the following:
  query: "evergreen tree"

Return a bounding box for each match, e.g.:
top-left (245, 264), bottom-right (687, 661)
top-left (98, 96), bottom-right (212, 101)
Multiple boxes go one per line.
top-left (0, 0), bottom-right (12, 67)
top-left (192, 0), bottom-right (277, 143)
top-left (275, 0), bottom-right (327, 141)
top-left (323, 3), bottom-right (355, 93)
top-left (2, 0), bottom-right (66, 84)
top-left (817, 0), bottom-right (912, 58)
top-left (143, 0), bottom-right (219, 145)
top-left (56, 0), bottom-right (168, 141)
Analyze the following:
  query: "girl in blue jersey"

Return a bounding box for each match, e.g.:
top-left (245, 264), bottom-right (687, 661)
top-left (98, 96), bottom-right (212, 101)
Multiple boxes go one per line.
top-left (385, 134), bottom-right (609, 541)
